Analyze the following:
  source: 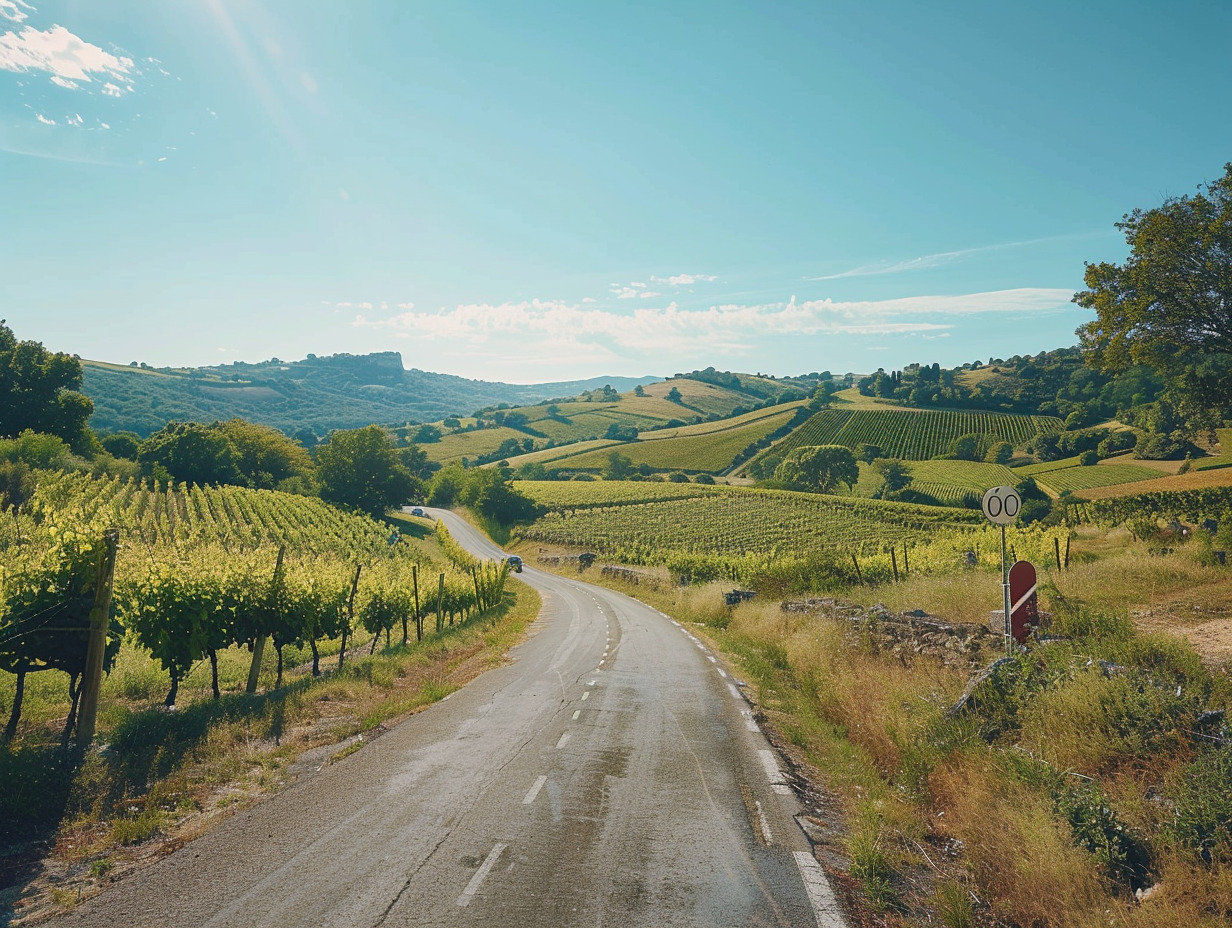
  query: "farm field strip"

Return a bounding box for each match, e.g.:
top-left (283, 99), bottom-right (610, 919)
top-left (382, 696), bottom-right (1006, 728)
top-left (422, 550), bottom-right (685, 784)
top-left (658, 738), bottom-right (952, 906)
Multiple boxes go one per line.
top-left (1075, 467), bottom-right (1232, 500)
top-left (542, 408), bottom-right (801, 473)
top-left (1035, 464), bottom-right (1162, 494)
top-left (908, 460), bottom-right (1017, 489)
top-left (755, 407), bottom-right (1062, 464)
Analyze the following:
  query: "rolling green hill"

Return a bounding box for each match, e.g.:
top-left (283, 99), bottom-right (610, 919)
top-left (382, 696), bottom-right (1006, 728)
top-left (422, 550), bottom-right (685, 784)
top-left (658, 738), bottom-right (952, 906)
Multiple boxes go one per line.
top-left (81, 353), bottom-right (659, 438)
top-left (417, 379), bottom-right (809, 466)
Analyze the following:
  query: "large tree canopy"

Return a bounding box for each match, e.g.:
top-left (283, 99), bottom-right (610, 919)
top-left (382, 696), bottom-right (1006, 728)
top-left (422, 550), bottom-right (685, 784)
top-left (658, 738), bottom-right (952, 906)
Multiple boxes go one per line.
top-left (1075, 163), bottom-right (1232, 432)
top-left (774, 444), bottom-right (858, 494)
top-left (316, 425), bottom-right (419, 517)
top-left (0, 320), bottom-right (93, 449)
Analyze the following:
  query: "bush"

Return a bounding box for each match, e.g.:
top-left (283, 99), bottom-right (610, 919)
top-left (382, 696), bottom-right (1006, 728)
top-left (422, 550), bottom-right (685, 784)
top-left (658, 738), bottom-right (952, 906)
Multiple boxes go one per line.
top-left (1168, 746), bottom-right (1232, 862)
top-left (1078, 450), bottom-right (1098, 466)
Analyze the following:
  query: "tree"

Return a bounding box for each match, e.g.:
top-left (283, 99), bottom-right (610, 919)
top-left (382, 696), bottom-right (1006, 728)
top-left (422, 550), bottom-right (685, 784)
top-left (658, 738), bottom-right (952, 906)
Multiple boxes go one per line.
top-left (215, 419), bottom-right (315, 489)
top-left (855, 443), bottom-right (884, 464)
top-left (774, 445), bottom-right (858, 494)
top-left (139, 421), bottom-right (242, 486)
top-left (0, 320), bottom-right (93, 450)
top-left (872, 458), bottom-right (912, 494)
top-left (666, 386), bottom-right (683, 404)
top-left (603, 451), bottom-right (634, 481)
top-left (985, 441), bottom-right (1014, 465)
top-left (317, 425), bottom-right (419, 516)
top-left (1075, 163), bottom-right (1232, 433)
top-left (101, 432), bottom-right (141, 460)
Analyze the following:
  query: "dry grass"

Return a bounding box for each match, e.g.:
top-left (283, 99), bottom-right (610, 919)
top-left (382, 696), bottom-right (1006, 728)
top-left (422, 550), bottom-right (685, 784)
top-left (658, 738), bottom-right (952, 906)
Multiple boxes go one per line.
top-left (930, 754), bottom-right (1108, 928)
top-left (1077, 466), bottom-right (1232, 499)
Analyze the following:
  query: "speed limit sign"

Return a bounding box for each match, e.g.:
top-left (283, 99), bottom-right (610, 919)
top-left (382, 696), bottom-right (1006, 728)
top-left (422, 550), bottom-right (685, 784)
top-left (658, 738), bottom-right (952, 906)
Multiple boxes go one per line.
top-left (982, 485), bottom-right (1022, 525)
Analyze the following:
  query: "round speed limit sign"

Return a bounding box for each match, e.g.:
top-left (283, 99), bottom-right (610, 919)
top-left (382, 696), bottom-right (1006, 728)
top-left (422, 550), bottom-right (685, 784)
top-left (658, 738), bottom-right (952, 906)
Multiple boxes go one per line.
top-left (981, 485), bottom-right (1022, 525)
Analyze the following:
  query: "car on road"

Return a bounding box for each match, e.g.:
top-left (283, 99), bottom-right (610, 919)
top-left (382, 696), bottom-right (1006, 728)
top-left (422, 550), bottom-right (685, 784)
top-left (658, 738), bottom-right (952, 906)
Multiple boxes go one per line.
top-left (410, 507), bottom-right (425, 517)
top-left (505, 555), bottom-right (523, 573)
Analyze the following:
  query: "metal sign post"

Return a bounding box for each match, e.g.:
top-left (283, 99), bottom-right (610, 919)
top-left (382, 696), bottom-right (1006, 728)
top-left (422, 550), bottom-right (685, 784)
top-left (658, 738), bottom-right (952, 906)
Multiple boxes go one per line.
top-left (981, 486), bottom-right (1022, 654)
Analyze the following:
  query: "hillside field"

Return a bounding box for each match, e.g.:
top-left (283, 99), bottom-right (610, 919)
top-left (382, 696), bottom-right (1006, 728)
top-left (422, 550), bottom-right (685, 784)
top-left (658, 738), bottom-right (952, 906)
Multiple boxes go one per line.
top-left (745, 406), bottom-right (1061, 469)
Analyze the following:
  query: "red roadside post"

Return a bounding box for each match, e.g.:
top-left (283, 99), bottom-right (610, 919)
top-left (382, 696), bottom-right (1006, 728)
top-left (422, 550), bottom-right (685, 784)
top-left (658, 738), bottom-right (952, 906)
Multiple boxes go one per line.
top-left (1008, 560), bottom-right (1040, 644)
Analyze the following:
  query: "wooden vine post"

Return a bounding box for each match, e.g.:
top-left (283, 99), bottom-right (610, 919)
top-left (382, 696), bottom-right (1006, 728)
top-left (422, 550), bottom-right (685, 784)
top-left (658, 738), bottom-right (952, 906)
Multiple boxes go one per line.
top-left (412, 565), bottom-right (422, 642)
top-left (247, 545), bottom-right (285, 694)
top-left (339, 563), bottom-right (362, 670)
top-left (436, 572), bottom-right (445, 633)
top-left (76, 528), bottom-right (119, 749)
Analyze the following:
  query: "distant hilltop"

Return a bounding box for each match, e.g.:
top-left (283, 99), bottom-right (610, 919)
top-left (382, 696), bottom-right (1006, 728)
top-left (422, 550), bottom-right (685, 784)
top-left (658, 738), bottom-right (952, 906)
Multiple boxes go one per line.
top-left (81, 351), bottom-right (661, 438)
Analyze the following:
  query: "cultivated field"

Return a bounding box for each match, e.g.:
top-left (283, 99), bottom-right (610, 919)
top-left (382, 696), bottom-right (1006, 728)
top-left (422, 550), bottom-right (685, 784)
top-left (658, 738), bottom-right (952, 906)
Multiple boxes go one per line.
top-left (749, 406), bottom-right (1061, 466)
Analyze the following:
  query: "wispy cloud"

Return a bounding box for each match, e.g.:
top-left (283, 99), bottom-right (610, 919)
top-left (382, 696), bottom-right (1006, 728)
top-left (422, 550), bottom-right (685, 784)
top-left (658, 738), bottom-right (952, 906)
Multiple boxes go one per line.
top-left (0, 0), bottom-right (33, 24)
top-left (650, 273), bottom-right (717, 286)
top-left (351, 288), bottom-right (1071, 358)
top-left (807, 234), bottom-right (1107, 281)
top-left (0, 24), bottom-right (135, 88)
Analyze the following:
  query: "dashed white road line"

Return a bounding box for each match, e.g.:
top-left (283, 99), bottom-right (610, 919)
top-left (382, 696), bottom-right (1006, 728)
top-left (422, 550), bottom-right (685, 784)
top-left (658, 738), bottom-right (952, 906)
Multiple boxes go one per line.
top-left (572, 709), bottom-right (581, 720)
top-left (457, 843), bottom-right (507, 907)
top-left (523, 775), bottom-right (547, 804)
top-left (759, 749), bottom-right (793, 795)
top-left (754, 799), bottom-right (773, 845)
top-left (728, 682), bottom-right (742, 699)
top-left (793, 851), bottom-right (847, 928)
top-left (556, 732), bottom-right (571, 749)
top-left (581, 691), bottom-right (589, 701)
top-left (741, 707), bottom-right (759, 732)
top-left (717, 667), bottom-right (727, 678)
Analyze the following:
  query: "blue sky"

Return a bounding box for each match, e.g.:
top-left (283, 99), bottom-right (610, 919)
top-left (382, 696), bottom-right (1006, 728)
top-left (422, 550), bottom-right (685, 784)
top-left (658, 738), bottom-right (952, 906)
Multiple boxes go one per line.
top-left (3, 1), bottom-right (1230, 383)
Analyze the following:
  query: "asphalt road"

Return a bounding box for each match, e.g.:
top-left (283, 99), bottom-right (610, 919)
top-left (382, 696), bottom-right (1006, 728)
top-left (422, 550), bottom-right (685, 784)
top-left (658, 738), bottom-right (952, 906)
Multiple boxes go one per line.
top-left (51, 509), bottom-right (845, 928)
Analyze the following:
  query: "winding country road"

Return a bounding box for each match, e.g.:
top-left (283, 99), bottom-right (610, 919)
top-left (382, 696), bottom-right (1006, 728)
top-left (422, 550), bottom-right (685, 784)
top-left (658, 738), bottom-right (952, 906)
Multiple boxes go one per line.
top-left (50, 509), bottom-right (845, 927)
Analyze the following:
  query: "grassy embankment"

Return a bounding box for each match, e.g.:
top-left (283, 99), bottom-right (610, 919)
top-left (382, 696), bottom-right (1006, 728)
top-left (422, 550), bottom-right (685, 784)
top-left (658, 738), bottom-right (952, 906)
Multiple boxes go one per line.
top-left (0, 529), bottom-right (540, 921)
top-left (526, 531), bottom-right (1232, 927)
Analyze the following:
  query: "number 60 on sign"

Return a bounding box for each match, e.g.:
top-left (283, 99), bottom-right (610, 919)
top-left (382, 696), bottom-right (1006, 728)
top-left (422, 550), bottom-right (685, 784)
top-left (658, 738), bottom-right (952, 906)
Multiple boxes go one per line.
top-left (981, 485), bottom-right (1021, 526)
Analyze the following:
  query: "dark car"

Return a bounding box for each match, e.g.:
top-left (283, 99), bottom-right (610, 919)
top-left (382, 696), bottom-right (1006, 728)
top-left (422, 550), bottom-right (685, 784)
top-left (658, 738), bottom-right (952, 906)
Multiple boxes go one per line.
top-left (505, 555), bottom-right (523, 573)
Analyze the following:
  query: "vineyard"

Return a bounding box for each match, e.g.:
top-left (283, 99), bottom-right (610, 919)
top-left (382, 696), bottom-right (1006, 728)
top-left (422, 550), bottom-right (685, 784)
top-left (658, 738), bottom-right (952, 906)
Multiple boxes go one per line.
top-left (545, 406), bottom-right (802, 473)
top-left (0, 473), bottom-right (511, 737)
top-left (1084, 485), bottom-right (1232, 524)
top-left (515, 483), bottom-right (1067, 586)
top-left (749, 407), bottom-right (1062, 467)
top-left (514, 480), bottom-right (715, 509)
top-left (908, 460), bottom-right (1018, 491)
top-left (1033, 463), bottom-right (1161, 495)
top-left (1075, 467), bottom-right (1232, 501)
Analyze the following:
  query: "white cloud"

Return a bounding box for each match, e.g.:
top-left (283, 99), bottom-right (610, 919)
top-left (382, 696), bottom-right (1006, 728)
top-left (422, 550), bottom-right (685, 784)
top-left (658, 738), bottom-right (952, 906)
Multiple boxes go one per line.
top-left (581, 297), bottom-right (597, 303)
top-left (34, 112), bottom-right (52, 124)
top-left (638, 290), bottom-right (661, 299)
top-left (349, 288), bottom-right (1069, 357)
top-left (0, 24), bottom-right (135, 87)
top-left (651, 273), bottom-right (717, 286)
top-left (0, 0), bottom-right (33, 24)
top-left (610, 286), bottom-right (642, 300)
top-left (65, 112), bottom-right (82, 126)
top-left (49, 75), bottom-right (76, 89)
top-left (100, 81), bottom-right (122, 97)
top-left (396, 302), bottom-right (414, 310)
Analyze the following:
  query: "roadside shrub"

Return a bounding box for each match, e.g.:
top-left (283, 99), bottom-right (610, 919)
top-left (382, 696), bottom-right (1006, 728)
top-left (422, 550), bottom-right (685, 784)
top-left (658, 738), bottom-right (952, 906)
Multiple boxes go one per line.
top-left (1168, 746), bottom-right (1232, 863)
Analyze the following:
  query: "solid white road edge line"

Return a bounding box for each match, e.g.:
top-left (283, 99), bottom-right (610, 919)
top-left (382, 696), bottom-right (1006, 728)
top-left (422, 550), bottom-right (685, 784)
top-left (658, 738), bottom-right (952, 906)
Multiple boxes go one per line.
top-left (793, 850), bottom-right (847, 928)
top-left (457, 843), bottom-right (508, 907)
top-left (523, 775), bottom-right (547, 805)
